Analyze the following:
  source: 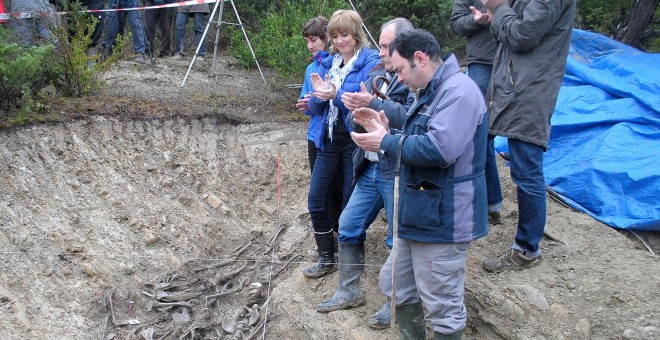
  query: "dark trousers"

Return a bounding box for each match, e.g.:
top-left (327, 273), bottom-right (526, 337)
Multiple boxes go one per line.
top-left (308, 140), bottom-right (342, 233)
top-left (144, 1), bottom-right (173, 58)
top-left (86, 1), bottom-right (104, 47)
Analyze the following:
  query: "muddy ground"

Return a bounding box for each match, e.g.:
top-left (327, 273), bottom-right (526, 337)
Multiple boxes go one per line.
top-left (0, 54), bottom-right (658, 340)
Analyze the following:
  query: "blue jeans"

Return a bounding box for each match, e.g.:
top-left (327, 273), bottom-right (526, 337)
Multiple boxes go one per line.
top-left (308, 133), bottom-right (356, 235)
top-left (468, 63), bottom-right (503, 211)
top-left (338, 162), bottom-right (394, 248)
top-left (175, 12), bottom-right (207, 56)
top-left (104, 0), bottom-right (145, 55)
top-left (508, 139), bottom-right (546, 255)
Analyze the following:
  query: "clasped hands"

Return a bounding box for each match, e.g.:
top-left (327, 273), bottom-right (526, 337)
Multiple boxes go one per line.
top-left (472, 0), bottom-right (507, 24)
top-left (310, 73), bottom-right (336, 101)
top-left (350, 107), bottom-right (390, 153)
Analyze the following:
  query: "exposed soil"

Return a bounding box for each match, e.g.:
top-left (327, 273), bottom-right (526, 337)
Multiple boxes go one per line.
top-left (0, 55), bottom-right (658, 340)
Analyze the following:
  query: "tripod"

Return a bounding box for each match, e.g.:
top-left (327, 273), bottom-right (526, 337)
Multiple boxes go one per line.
top-left (181, 0), bottom-right (266, 86)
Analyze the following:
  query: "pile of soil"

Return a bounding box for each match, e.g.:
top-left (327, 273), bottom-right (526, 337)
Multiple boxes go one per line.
top-left (0, 55), bottom-right (658, 339)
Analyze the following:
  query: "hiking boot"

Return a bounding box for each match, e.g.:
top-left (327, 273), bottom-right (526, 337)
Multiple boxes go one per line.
top-left (482, 248), bottom-right (542, 273)
top-left (488, 211), bottom-right (502, 225)
top-left (367, 300), bottom-right (391, 330)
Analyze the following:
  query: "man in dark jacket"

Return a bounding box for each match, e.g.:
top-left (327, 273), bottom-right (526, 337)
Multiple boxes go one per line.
top-left (481, 0), bottom-right (576, 272)
top-left (315, 18), bottom-right (414, 330)
top-left (451, 0), bottom-right (503, 226)
top-left (352, 28), bottom-right (488, 340)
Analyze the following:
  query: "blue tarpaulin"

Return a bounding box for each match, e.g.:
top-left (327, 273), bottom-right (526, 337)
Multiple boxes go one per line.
top-left (495, 29), bottom-right (660, 231)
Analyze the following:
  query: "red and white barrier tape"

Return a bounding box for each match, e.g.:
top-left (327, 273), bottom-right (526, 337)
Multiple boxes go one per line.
top-left (0, 0), bottom-right (220, 20)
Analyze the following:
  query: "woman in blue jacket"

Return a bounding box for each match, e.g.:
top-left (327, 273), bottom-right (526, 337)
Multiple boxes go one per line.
top-left (303, 9), bottom-right (380, 278)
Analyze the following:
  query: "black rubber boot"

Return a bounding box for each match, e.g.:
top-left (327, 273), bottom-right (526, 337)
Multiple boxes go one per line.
top-left (303, 232), bottom-right (337, 278)
top-left (367, 298), bottom-right (391, 329)
top-left (317, 242), bottom-right (366, 312)
top-left (434, 330), bottom-right (464, 340)
top-left (397, 302), bottom-right (426, 340)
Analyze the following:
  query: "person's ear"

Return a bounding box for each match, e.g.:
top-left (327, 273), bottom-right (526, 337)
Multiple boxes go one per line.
top-left (413, 51), bottom-right (426, 66)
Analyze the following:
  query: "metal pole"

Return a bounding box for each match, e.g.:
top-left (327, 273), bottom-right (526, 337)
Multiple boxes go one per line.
top-left (181, 0), bottom-right (223, 87)
top-left (229, 0), bottom-right (266, 84)
top-left (210, 0), bottom-right (225, 76)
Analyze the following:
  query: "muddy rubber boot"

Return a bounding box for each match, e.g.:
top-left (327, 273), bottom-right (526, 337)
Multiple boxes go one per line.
top-left (367, 298), bottom-right (391, 329)
top-left (397, 302), bottom-right (426, 340)
top-left (317, 242), bottom-right (366, 312)
top-left (433, 330), bottom-right (464, 340)
top-left (303, 232), bottom-right (337, 278)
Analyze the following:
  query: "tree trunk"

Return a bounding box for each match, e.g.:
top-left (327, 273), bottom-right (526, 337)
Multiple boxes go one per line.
top-left (615, 0), bottom-right (660, 47)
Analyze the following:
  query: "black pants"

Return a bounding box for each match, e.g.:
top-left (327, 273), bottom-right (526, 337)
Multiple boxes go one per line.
top-left (144, 1), bottom-right (174, 58)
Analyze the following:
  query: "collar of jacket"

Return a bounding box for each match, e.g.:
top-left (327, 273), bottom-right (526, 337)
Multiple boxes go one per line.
top-left (320, 47), bottom-right (379, 71)
top-left (416, 53), bottom-right (460, 102)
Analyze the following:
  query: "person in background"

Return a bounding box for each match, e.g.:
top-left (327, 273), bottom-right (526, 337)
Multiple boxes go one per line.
top-left (351, 28), bottom-right (488, 339)
top-left (315, 18), bottom-right (414, 331)
top-left (451, 0), bottom-right (503, 225)
top-left (172, 2), bottom-right (209, 61)
top-left (295, 16), bottom-right (343, 254)
top-left (303, 9), bottom-right (380, 279)
top-left (102, 0), bottom-right (147, 63)
top-left (480, 0), bottom-right (576, 272)
top-left (144, 0), bottom-right (175, 60)
top-left (8, 0), bottom-right (58, 47)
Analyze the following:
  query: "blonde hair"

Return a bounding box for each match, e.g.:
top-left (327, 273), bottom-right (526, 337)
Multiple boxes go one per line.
top-left (327, 9), bottom-right (370, 54)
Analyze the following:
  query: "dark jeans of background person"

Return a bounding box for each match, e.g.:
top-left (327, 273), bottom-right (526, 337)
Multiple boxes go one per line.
top-left (468, 62), bottom-right (503, 212)
top-left (86, 1), bottom-right (104, 47)
top-left (308, 140), bottom-right (342, 233)
top-left (144, 1), bottom-right (173, 58)
top-left (103, 0), bottom-right (145, 56)
top-left (308, 124), bottom-right (356, 246)
top-left (508, 138), bottom-right (546, 255)
top-left (174, 12), bottom-right (207, 56)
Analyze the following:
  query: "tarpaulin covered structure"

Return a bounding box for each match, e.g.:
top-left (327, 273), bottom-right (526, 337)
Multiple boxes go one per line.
top-left (495, 29), bottom-right (660, 231)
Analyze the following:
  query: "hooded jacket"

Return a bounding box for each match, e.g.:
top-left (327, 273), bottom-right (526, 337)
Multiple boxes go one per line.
top-left (301, 51), bottom-right (329, 143)
top-left (379, 55), bottom-right (489, 244)
top-left (308, 47), bottom-right (380, 150)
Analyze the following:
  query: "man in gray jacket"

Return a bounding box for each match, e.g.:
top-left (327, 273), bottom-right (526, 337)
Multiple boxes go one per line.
top-left (481, 0), bottom-right (576, 272)
top-left (315, 18), bottom-right (414, 330)
top-left (451, 0), bottom-right (503, 226)
top-left (352, 28), bottom-right (488, 340)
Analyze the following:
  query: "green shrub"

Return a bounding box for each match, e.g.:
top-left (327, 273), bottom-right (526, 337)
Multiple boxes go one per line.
top-left (0, 27), bottom-right (58, 117)
top-left (0, 2), bottom-right (116, 125)
top-left (227, 0), bottom-right (347, 81)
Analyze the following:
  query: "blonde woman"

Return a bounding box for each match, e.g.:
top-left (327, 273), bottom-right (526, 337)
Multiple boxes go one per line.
top-left (304, 9), bottom-right (380, 278)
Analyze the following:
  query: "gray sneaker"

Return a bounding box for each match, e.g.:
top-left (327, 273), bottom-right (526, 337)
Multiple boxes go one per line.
top-left (482, 248), bottom-right (541, 273)
top-left (172, 52), bottom-right (184, 60)
top-left (132, 55), bottom-right (146, 64)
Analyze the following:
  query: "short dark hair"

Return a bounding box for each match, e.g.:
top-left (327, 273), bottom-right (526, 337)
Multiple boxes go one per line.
top-left (302, 16), bottom-right (329, 42)
top-left (389, 29), bottom-right (442, 66)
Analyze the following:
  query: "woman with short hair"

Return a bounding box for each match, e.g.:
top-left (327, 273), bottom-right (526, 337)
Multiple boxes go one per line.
top-left (304, 9), bottom-right (380, 278)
